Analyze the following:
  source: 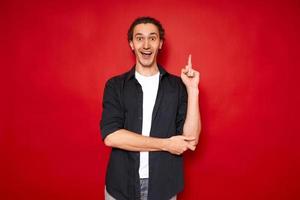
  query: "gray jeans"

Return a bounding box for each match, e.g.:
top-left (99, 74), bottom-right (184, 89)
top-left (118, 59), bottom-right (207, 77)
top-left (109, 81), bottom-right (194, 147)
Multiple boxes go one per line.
top-left (105, 179), bottom-right (177, 200)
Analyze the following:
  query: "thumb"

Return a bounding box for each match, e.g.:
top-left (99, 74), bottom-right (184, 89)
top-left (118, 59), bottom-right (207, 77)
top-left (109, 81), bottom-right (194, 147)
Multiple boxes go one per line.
top-left (188, 144), bottom-right (196, 151)
top-left (181, 68), bottom-right (188, 74)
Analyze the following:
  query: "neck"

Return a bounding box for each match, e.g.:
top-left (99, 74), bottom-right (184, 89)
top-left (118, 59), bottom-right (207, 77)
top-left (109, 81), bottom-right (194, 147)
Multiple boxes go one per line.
top-left (135, 62), bottom-right (159, 76)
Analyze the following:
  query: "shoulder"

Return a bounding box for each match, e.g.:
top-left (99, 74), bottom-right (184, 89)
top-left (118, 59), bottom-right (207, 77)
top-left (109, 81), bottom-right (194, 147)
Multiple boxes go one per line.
top-left (105, 70), bottom-right (130, 87)
top-left (106, 71), bottom-right (128, 83)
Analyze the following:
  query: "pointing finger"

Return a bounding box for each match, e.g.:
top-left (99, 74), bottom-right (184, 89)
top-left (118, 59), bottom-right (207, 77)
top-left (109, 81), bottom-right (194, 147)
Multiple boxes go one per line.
top-left (187, 54), bottom-right (192, 69)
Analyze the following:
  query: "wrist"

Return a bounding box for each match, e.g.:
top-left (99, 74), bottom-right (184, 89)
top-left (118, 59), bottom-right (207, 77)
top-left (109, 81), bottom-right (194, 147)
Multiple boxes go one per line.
top-left (161, 138), bottom-right (170, 152)
top-left (187, 87), bottom-right (199, 95)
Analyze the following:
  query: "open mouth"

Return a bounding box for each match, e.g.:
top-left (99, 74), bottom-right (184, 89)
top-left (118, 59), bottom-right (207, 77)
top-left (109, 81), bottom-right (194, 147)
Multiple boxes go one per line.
top-left (140, 51), bottom-right (152, 59)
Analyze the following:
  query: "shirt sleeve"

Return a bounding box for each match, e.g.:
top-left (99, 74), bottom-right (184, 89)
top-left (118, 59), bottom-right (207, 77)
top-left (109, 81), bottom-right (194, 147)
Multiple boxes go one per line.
top-left (100, 78), bottom-right (124, 140)
top-left (176, 79), bottom-right (188, 134)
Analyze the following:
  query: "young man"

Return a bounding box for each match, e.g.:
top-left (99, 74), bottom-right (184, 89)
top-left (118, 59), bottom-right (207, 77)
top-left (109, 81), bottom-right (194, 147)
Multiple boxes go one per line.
top-left (100, 16), bottom-right (201, 200)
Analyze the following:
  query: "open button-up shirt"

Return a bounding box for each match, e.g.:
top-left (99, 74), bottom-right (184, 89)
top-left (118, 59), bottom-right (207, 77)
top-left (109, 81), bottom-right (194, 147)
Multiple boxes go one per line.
top-left (100, 65), bottom-right (187, 200)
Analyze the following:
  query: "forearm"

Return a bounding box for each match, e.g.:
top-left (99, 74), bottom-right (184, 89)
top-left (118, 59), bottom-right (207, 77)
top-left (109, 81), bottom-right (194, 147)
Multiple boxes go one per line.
top-left (183, 88), bottom-right (201, 143)
top-left (104, 129), bottom-right (168, 152)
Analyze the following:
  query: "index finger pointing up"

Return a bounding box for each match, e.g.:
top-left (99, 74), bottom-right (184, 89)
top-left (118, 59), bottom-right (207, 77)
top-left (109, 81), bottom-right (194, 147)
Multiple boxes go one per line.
top-left (187, 54), bottom-right (192, 69)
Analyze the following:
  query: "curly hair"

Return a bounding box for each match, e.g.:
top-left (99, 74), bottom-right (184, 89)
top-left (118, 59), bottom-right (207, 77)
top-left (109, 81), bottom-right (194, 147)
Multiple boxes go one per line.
top-left (127, 16), bottom-right (165, 42)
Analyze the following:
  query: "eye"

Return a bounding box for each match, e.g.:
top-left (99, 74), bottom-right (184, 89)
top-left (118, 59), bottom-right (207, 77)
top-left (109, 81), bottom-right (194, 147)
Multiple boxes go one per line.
top-left (150, 37), bottom-right (156, 41)
top-left (136, 37), bottom-right (143, 41)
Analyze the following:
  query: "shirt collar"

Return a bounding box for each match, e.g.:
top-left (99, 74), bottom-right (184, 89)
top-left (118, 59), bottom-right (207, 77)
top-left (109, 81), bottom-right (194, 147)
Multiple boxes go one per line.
top-left (126, 64), bottom-right (168, 81)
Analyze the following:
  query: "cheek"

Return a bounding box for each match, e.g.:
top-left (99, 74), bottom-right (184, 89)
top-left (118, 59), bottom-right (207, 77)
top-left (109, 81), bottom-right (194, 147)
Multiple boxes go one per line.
top-left (152, 42), bottom-right (160, 49)
top-left (134, 49), bottom-right (139, 55)
top-left (134, 43), bottom-right (142, 50)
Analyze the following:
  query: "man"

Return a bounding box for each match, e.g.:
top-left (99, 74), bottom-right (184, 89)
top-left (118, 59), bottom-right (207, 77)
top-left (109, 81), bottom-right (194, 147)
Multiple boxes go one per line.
top-left (100, 16), bottom-right (201, 200)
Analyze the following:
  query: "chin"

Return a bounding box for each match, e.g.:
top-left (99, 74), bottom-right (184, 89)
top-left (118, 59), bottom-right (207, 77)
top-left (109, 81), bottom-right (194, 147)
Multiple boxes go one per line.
top-left (142, 63), bottom-right (155, 68)
top-left (139, 59), bottom-right (154, 68)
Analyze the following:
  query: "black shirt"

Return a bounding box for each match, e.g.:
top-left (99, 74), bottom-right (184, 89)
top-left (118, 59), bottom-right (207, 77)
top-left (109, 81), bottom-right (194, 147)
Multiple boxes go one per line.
top-left (100, 65), bottom-right (187, 200)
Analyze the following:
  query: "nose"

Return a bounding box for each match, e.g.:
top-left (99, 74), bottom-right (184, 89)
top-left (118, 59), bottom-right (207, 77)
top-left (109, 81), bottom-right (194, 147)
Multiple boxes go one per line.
top-left (143, 39), bottom-right (150, 49)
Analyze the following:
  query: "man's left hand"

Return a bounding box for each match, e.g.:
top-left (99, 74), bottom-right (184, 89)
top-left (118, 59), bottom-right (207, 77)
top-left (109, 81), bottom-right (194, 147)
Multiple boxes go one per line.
top-left (181, 54), bottom-right (200, 89)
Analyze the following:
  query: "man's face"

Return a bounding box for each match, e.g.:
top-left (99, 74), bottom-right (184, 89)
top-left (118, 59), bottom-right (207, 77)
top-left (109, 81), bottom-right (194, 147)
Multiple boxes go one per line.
top-left (129, 23), bottom-right (163, 68)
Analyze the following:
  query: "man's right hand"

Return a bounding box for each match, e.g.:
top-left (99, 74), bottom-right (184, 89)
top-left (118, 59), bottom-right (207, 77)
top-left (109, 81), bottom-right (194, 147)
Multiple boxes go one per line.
top-left (165, 135), bottom-right (196, 155)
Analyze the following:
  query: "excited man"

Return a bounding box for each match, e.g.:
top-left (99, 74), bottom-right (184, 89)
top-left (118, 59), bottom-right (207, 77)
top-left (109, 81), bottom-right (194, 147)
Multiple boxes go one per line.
top-left (100, 16), bottom-right (201, 200)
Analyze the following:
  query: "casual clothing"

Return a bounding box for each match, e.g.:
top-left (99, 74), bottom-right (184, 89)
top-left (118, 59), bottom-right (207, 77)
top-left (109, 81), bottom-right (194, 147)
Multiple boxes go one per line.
top-left (135, 71), bottom-right (160, 179)
top-left (100, 65), bottom-right (188, 200)
top-left (105, 180), bottom-right (177, 200)
top-left (139, 178), bottom-right (150, 200)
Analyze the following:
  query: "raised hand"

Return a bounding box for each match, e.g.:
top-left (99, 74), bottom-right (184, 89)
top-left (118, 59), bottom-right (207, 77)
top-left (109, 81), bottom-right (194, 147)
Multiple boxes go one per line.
top-left (181, 54), bottom-right (200, 89)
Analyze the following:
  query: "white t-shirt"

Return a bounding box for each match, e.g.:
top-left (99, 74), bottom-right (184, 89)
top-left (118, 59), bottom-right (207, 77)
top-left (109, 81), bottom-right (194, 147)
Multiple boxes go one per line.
top-left (135, 71), bottom-right (160, 178)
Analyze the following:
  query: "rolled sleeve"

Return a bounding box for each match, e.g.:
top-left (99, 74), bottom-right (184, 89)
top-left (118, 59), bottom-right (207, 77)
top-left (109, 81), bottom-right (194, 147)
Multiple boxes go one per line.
top-left (100, 79), bottom-right (124, 140)
top-left (176, 79), bottom-right (188, 134)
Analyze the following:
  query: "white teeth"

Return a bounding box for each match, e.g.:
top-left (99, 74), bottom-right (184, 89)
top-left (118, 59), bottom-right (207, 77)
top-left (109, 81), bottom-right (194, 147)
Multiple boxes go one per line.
top-left (141, 51), bottom-right (152, 55)
top-left (142, 52), bottom-right (152, 56)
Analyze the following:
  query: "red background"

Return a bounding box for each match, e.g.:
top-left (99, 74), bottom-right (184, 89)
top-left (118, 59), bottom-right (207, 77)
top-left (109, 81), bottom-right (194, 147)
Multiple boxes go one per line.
top-left (2, 0), bottom-right (300, 199)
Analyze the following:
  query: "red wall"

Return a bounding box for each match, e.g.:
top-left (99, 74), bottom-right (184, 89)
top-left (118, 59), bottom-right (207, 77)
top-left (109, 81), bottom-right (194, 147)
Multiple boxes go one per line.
top-left (2, 0), bottom-right (300, 199)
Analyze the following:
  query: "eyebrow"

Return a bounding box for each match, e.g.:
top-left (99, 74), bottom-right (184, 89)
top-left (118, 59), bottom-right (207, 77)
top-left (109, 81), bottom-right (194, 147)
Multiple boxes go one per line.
top-left (134, 32), bottom-right (159, 37)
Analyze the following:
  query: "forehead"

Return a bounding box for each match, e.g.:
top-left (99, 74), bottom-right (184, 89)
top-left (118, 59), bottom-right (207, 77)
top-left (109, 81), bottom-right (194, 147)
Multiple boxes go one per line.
top-left (133, 23), bottom-right (159, 36)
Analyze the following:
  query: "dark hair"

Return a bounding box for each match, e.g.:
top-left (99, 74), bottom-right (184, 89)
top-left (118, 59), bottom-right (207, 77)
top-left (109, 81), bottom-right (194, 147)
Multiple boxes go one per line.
top-left (127, 16), bottom-right (165, 42)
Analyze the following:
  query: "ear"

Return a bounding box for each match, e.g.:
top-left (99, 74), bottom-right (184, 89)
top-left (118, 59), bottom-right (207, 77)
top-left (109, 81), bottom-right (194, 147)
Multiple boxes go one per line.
top-left (129, 41), bottom-right (134, 50)
top-left (159, 40), bottom-right (163, 49)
